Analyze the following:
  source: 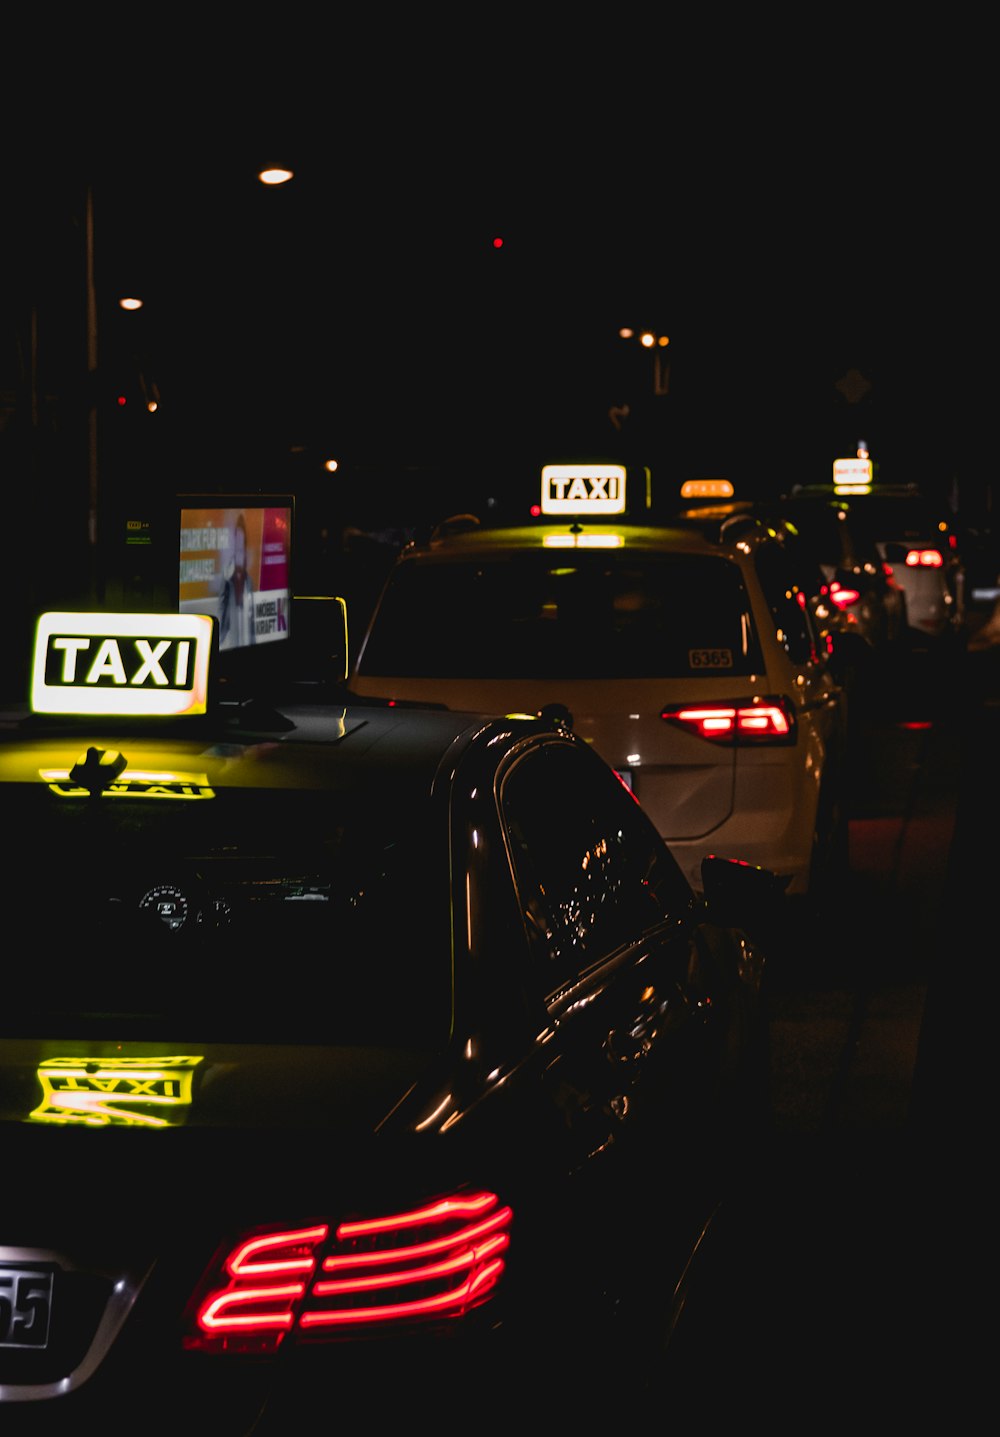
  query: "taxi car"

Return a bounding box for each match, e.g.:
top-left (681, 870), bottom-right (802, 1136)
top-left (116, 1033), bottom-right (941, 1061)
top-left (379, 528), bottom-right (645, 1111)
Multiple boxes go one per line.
top-left (739, 492), bottom-right (906, 656)
top-left (670, 482), bottom-right (907, 702)
top-left (0, 606), bottom-right (779, 1430)
top-left (347, 465), bottom-right (852, 909)
top-left (784, 469), bottom-right (966, 650)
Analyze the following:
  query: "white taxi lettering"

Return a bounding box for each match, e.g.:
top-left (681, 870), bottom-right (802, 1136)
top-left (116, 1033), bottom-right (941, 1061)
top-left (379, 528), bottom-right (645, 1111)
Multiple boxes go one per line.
top-left (53, 637), bottom-right (190, 687)
top-left (130, 639), bottom-right (173, 687)
top-left (547, 474), bottom-right (620, 503)
top-left (51, 637), bottom-right (91, 681)
top-left (87, 639), bottom-right (129, 685)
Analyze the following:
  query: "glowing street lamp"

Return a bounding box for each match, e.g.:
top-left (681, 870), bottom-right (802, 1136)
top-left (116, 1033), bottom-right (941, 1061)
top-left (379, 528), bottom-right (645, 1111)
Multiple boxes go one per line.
top-left (258, 165), bottom-right (294, 186)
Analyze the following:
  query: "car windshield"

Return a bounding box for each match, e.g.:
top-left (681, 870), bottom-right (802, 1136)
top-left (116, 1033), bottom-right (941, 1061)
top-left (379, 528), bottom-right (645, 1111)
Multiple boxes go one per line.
top-left (358, 551), bottom-right (764, 678)
top-left (4, 784), bottom-right (453, 1047)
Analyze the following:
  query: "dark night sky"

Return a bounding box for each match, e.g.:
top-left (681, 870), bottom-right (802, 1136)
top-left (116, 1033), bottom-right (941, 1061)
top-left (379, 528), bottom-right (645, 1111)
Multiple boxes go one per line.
top-left (5, 20), bottom-right (994, 535)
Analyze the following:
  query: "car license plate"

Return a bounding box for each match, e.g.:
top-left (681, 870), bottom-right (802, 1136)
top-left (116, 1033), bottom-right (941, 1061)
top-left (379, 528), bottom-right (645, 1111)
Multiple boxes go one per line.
top-left (0, 1264), bottom-right (53, 1348)
top-left (616, 769), bottom-right (633, 790)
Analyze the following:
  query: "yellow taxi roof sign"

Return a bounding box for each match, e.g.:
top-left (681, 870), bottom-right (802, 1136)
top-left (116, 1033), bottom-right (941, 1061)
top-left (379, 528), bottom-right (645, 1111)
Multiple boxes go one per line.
top-left (680, 478), bottom-right (734, 500)
top-left (832, 456), bottom-right (873, 494)
top-left (31, 612), bottom-right (214, 717)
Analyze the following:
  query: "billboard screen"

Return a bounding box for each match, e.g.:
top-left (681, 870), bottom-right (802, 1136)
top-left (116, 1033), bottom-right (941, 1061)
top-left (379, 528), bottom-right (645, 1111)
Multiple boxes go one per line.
top-left (178, 501), bottom-right (292, 651)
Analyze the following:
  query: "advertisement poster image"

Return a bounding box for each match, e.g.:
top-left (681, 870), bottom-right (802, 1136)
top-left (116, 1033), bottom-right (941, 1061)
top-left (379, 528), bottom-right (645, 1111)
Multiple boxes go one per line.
top-left (179, 506), bottom-right (291, 650)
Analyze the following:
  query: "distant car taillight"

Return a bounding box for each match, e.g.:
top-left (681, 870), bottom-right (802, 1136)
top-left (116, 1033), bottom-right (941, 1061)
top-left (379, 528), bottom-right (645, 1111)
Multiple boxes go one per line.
top-left (828, 580), bottom-right (861, 610)
top-left (185, 1191), bottom-right (512, 1352)
top-left (905, 548), bottom-right (944, 568)
top-left (660, 697), bottom-right (796, 745)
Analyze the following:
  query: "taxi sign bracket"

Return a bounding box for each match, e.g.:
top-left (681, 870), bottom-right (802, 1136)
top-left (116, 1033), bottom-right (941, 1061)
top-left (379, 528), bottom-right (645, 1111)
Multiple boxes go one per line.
top-left (69, 746), bottom-right (128, 797)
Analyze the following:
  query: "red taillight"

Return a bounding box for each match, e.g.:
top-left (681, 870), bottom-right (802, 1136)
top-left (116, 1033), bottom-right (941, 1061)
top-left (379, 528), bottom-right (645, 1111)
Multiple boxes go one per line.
top-left (828, 580), bottom-right (861, 610)
top-left (186, 1192), bottom-right (512, 1352)
top-left (660, 697), bottom-right (795, 744)
top-left (905, 547), bottom-right (944, 568)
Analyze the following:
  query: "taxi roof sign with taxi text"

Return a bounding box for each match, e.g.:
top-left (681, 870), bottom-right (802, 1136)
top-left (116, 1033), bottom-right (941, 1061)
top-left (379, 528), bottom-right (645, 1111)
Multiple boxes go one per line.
top-left (31, 612), bottom-right (214, 716)
top-left (832, 456), bottom-right (873, 493)
top-left (541, 464), bottom-right (628, 516)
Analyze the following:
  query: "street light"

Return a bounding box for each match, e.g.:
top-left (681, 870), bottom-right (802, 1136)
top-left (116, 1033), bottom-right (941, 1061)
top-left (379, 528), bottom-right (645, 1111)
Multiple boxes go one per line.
top-left (620, 327), bottom-right (670, 394)
top-left (257, 165), bottom-right (294, 186)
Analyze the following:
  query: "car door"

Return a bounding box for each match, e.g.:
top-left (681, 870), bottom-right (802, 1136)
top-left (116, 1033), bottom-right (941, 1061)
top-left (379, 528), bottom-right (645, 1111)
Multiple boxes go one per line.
top-left (495, 740), bottom-right (764, 1196)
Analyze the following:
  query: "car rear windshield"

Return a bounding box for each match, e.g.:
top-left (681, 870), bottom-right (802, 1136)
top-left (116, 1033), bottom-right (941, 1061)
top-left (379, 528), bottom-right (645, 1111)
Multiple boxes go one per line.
top-left (358, 551), bottom-right (764, 678)
top-left (840, 496), bottom-right (952, 545)
top-left (4, 784), bottom-right (453, 1047)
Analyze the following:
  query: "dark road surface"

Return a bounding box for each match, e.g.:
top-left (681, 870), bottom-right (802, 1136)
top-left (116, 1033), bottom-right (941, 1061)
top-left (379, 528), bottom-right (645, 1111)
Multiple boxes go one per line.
top-left (666, 627), bottom-right (999, 1422)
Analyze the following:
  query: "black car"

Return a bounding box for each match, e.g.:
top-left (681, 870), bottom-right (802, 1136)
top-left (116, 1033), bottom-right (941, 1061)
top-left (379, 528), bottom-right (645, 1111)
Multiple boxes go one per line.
top-left (0, 608), bottom-right (780, 1430)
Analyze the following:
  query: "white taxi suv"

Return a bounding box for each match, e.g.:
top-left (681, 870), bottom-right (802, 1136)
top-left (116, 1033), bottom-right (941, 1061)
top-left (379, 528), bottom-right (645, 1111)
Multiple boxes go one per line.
top-left (348, 465), bottom-right (852, 909)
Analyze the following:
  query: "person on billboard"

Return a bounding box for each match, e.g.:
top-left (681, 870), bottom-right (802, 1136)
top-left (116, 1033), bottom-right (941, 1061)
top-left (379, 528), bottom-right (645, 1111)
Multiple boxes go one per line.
top-left (219, 512), bottom-right (256, 648)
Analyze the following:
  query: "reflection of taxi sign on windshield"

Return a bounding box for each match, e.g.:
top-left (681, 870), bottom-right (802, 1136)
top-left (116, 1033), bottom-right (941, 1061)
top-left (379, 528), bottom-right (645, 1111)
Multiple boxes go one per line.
top-left (680, 479), bottom-right (734, 500)
top-left (832, 456), bottom-right (873, 494)
top-left (31, 612), bottom-right (214, 717)
top-left (541, 464), bottom-right (627, 516)
top-left (30, 1055), bottom-right (204, 1127)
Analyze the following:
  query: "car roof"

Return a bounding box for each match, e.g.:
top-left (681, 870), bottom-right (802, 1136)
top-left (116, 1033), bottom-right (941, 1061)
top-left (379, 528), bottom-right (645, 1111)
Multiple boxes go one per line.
top-left (401, 511), bottom-right (774, 562)
top-left (0, 697), bottom-right (568, 795)
top-left (779, 484), bottom-right (956, 535)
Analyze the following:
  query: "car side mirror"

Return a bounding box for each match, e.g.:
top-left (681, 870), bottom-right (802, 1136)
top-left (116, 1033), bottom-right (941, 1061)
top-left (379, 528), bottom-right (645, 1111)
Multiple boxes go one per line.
top-left (700, 854), bottom-right (789, 939)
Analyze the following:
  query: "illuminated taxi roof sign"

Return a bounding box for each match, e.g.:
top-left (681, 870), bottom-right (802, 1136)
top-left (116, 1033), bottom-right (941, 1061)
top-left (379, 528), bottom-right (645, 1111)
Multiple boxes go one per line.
top-left (680, 478), bottom-right (734, 500)
top-left (541, 464), bottom-right (627, 516)
top-left (32, 612), bottom-right (214, 717)
top-left (832, 456), bottom-right (873, 494)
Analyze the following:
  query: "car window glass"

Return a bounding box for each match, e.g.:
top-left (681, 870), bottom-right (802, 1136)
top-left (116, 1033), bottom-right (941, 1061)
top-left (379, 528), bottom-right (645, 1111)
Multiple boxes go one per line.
top-left (499, 743), bottom-right (690, 992)
top-left (780, 503), bottom-right (854, 568)
top-left (357, 552), bottom-right (765, 679)
top-left (843, 497), bottom-right (950, 546)
top-left (3, 784), bottom-right (453, 1046)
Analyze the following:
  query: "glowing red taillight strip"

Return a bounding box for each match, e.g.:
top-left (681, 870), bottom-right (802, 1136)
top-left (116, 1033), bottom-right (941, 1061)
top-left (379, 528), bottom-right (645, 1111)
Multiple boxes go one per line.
top-left (228, 1224), bottom-right (329, 1276)
top-left (300, 1257), bottom-right (506, 1328)
top-left (199, 1282), bottom-right (306, 1332)
top-left (669, 706), bottom-right (736, 734)
top-left (336, 1191), bottom-right (500, 1237)
top-left (323, 1205), bottom-right (512, 1272)
top-left (739, 709), bottom-right (785, 734)
top-left (316, 1231), bottom-right (509, 1294)
top-left (662, 702), bottom-right (792, 742)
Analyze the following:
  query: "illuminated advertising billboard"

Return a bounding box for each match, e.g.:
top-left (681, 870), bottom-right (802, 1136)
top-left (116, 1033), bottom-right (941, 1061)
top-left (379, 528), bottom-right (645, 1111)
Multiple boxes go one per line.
top-left (179, 502), bottom-right (292, 651)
